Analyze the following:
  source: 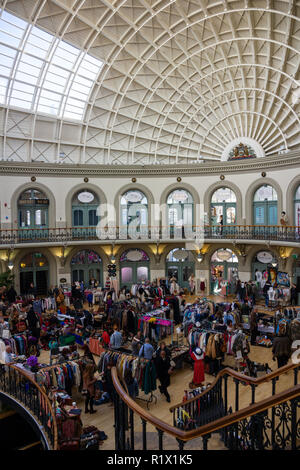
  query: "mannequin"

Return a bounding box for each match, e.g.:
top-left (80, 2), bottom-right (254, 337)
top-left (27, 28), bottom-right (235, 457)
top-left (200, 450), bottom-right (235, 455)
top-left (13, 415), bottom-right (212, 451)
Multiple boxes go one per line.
top-left (268, 286), bottom-right (276, 301)
top-left (255, 269), bottom-right (262, 283)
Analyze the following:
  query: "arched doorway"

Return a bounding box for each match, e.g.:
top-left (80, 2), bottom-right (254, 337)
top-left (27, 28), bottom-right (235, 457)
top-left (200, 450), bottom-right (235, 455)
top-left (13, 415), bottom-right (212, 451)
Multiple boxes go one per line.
top-left (72, 189), bottom-right (99, 237)
top-left (165, 248), bottom-right (195, 289)
top-left (167, 189), bottom-right (194, 239)
top-left (210, 249), bottom-right (239, 294)
top-left (71, 250), bottom-right (102, 288)
top-left (253, 185), bottom-right (278, 228)
top-left (211, 187), bottom-right (236, 234)
top-left (18, 189), bottom-right (49, 239)
top-left (19, 252), bottom-right (49, 295)
top-left (120, 249), bottom-right (150, 287)
top-left (120, 190), bottom-right (148, 239)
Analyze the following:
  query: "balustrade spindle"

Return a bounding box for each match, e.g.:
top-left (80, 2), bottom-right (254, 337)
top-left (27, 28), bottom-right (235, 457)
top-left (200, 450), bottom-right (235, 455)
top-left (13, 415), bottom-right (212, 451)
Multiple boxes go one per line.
top-left (234, 379), bottom-right (239, 411)
top-left (251, 384), bottom-right (256, 404)
top-left (293, 367), bottom-right (299, 386)
top-left (176, 438), bottom-right (185, 450)
top-left (202, 433), bottom-right (211, 450)
top-left (157, 428), bottom-right (164, 450)
top-left (141, 418), bottom-right (147, 450)
top-left (130, 408), bottom-right (135, 450)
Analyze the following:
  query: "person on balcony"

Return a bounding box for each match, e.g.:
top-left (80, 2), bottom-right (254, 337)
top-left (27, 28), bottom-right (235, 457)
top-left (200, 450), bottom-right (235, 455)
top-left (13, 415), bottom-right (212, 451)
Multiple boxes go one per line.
top-left (280, 211), bottom-right (288, 227)
top-left (218, 214), bottom-right (223, 235)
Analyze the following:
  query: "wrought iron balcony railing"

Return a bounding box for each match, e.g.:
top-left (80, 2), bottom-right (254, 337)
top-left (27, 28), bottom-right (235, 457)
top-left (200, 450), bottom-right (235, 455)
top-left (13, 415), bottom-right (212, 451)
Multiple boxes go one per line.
top-left (0, 224), bottom-right (299, 245)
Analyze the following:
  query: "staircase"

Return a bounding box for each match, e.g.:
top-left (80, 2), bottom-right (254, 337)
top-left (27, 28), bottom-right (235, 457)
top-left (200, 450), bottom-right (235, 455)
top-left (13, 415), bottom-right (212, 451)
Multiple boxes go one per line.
top-left (0, 364), bottom-right (58, 450)
top-left (111, 363), bottom-right (300, 451)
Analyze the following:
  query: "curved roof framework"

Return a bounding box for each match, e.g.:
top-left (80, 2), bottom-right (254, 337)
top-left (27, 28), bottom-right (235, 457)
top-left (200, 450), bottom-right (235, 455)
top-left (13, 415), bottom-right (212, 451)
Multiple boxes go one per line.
top-left (0, 0), bottom-right (300, 165)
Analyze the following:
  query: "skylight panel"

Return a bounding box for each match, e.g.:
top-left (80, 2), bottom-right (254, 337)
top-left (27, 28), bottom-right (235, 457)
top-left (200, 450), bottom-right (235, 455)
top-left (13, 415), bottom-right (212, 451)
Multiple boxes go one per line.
top-left (0, 9), bottom-right (104, 120)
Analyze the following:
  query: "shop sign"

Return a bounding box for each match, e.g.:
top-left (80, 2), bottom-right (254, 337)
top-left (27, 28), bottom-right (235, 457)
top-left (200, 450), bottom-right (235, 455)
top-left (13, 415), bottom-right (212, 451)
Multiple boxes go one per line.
top-left (257, 251), bottom-right (273, 263)
top-left (78, 191), bottom-right (94, 203)
top-left (172, 249), bottom-right (188, 260)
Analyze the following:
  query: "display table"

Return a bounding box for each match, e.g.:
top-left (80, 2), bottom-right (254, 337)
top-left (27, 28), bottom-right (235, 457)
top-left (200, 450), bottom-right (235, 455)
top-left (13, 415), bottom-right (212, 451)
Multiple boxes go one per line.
top-left (88, 337), bottom-right (105, 356)
top-left (170, 346), bottom-right (190, 369)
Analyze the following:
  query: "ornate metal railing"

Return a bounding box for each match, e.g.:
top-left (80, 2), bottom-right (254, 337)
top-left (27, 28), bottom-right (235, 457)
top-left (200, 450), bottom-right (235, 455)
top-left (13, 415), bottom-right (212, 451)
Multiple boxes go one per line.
top-left (0, 224), bottom-right (299, 245)
top-left (170, 362), bottom-right (300, 431)
top-left (0, 364), bottom-right (58, 450)
top-left (111, 366), bottom-right (300, 450)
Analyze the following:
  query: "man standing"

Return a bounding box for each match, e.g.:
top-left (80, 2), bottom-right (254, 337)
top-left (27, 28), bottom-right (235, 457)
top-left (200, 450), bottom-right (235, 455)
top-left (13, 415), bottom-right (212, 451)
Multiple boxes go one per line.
top-left (155, 350), bottom-right (173, 402)
top-left (109, 326), bottom-right (123, 350)
top-left (139, 337), bottom-right (154, 360)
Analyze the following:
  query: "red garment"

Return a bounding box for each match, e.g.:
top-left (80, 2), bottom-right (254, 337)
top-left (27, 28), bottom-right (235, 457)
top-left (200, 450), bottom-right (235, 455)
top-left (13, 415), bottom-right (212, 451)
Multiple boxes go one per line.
top-left (102, 331), bottom-right (110, 346)
top-left (191, 352), bottom-right (205, 385)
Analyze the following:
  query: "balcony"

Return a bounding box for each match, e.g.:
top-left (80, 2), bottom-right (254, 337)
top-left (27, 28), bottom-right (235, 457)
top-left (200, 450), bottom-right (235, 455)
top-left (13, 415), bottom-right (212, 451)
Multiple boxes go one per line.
top-left (0, 225), bottom-right (299, 247)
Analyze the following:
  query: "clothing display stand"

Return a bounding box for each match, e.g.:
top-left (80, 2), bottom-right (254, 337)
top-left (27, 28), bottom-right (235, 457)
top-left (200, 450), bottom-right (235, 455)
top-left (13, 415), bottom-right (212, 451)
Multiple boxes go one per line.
top-left (135, 390), bottom-right (157, 409)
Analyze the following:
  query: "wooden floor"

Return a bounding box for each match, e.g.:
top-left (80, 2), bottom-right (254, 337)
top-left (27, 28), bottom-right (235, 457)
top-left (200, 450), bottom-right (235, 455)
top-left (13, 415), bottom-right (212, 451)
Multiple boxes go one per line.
top-left (38, 294), bottom-right (296, 450)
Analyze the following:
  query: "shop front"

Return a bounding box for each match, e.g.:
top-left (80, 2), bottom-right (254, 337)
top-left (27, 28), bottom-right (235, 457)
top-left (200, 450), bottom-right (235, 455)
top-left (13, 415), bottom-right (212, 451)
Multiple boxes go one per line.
top-left (210, 249), bottom-right (238, 295)
top-left (120, 249), bottom-right (150, 287)
top-left (19, 252), bottom-right (49, 295)
top-left (71, 250), bottom-right (102, 287)
top-left (165, 248), bottom-right (195, 289)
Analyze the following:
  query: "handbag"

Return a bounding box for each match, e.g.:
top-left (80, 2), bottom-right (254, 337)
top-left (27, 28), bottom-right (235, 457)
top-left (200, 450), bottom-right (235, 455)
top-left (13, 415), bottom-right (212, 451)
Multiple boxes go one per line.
top-left (81, 389), bottom-right (88, 396)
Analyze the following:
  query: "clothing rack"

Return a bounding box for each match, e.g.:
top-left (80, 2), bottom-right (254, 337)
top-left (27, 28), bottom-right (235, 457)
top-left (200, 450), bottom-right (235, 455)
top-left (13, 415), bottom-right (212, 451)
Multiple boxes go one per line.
top-left (98, 348), bottom-right (157, 408)
top-left (137, 314), bottom-right (174, 345)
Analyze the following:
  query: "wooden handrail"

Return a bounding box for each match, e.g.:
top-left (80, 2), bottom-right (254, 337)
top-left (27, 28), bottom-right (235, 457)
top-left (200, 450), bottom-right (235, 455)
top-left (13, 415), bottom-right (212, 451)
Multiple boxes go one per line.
top-left (111, 366), bottom-right (300, 442)
top-left (4, 364), bottom-right (58, 450)
top-left (169, 361), bottom-right (299, 412)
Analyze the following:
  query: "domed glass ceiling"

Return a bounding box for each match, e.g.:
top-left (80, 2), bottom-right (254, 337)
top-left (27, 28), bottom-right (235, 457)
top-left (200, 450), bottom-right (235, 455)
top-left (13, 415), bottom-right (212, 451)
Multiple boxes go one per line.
top-left (0, 0), bottom-right (300, 165)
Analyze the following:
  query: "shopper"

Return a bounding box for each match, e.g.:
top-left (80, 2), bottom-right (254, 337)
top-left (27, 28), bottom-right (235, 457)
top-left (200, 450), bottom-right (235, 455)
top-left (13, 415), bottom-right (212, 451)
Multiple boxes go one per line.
top-left (131, 330), bottom-right (143, 355)
top-left (272, 323), bottom-right (291, 369)
top-left (249, 307), bottom-right (258, 346)
top-left (139, 337), bottom-right (154, 359)
top-left (154, 341), bottom-right (171, 360)
top-left (155, 350), bottom-right (173, 402)
top-left (83, 363), bottom-right (97, 414)
top-left (110, 326), bottom-right (123, 350)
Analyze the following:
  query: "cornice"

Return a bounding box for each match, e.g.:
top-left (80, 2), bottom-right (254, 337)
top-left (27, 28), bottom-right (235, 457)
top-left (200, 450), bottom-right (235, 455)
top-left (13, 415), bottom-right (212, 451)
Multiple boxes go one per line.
top-left (0, 152), bottom-right (299, 178)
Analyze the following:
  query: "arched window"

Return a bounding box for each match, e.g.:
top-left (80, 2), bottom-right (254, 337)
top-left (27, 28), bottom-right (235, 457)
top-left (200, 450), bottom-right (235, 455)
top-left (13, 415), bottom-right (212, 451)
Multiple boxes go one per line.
top-left (71, 250), bottom-right (102, 287)
top-left (18, 189), bottom-right (49, 236)
top-left (72, 190), bottom-right (99, 228)
top-left (120, 190), bottom-right (148, 239)
top-left (167, 189), bottom-right (194, 238)
top-left (253, 185), bottom-right (278, 226)
top-left (19, 252), bottom-right (49, 295)
top-left (294, 185), bottom-right (300, 229)
top-left (210, 249), bottom-right (238, 295)
top-left (166, 248), bottom-right (195, 288)
top-left (211, 187), bottom-right (237, 227)
top-left (120, 249), bottom-right (150, 286)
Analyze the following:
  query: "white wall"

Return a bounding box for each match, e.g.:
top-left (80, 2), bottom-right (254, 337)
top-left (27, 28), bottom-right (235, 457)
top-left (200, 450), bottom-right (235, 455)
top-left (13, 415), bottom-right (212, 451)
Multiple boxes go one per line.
top-left (0, 166), bottom-right (298, 226)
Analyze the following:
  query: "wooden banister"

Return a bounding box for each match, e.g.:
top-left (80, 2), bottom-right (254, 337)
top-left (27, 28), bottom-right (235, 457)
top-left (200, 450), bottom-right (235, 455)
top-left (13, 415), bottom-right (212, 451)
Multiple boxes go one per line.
top-left (111, 366), bottom-right (300, 442)
top-left (169, 361), bottom-right (299, 412)
top-left (5, 364), bottom-right (58, 450)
